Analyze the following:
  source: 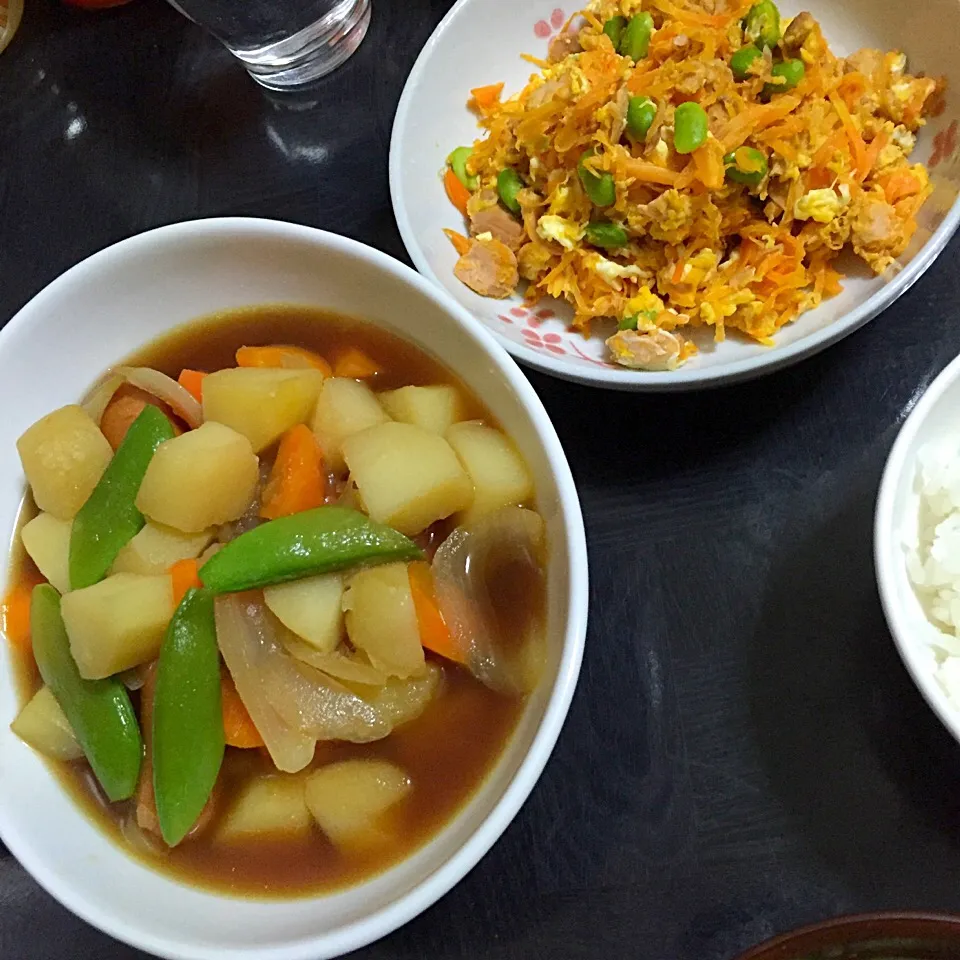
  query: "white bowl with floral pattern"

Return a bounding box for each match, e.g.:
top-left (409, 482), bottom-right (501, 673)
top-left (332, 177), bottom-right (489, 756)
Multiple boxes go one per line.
top-left (390, 0), bottom-right (960, 390)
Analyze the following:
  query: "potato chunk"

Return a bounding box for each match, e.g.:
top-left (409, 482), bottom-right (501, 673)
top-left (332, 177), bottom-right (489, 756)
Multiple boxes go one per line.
top-left (378, 385), bottom-right (464, 435)
top-left (446, 422), bottom-right (534, 523)
top-left (342, 422), bottom-right (473, 535)
top-left (17, 405), bottom-right (113, 520)
top-left (305, 759), bottom-right (411, 849)
top-left (111, 522), bottom-right (215, 576)
top-left (135, 422), bottom-right (258, 533)
top-left (61, 573), bottom-right (173, 679)
top-left (218, 775), bottom-right (312, 842)
top-left (11, 685), bottom-right (83, 761)
top-left (311, 377), bottom-right (389, 474)
top-left (21, 513), bottom-right (72, 595)
top-left (343, 563), bottom-right (424, 678)
top-left (203, 367), bottom-right (325, 453)
top-left (264, 573), bottom-right (343, 653)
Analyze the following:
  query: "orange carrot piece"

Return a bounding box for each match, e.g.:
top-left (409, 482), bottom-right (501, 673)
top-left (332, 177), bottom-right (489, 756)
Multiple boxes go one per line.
top-left (2, 583), bottom-right (33, 652)
top-left (408, 561), bottom-right (466, 664)
top-left (236, 345), bottom-right (333, 378)
top-left (470, 82), bottom-right (504, 112)
top-left (828, 91), bottom-right (869, 181)
top-left (260, 424), bottom-right (326, 520)
top-left (177, 369), bottom-right (207, 403)
top-left (621, 158), bottom-right (681, 187)
top-left (443, 228), bottom-right (473, 256)
top-left (444, 166), bottom-right (471, 218)
top-left (221, 668), bottom-right (264, 748)
top-left (881, 170), bottom-right (923, 205)
top-left (170, 558), bottom-right (202, 608)
top-left (333, 346), bottom-right (381, 380)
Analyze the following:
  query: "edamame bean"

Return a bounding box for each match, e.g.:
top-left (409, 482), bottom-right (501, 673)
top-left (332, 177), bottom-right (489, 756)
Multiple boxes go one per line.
top-left (618, 315), bottom-right (639, 331)
top-left (448, 146), bottom-right (478, 190)
top-left (497, 168), bottom-right (524, 214)
top-left (743, 0), bottom-right (780, 49)
top-left (620, 12), bottom-right (654, 60)
top-left (723, 147), bottom-right (769, 185)
top-left (603, 15), bottom-right (627, 49)
top-left (577, 149), bottom-right (616, 207)
top-left (585, 221), bottom-right (629, 249)
top-left (731, 44), bottom-right (763, 81)
top-left (673, 102), bottom-right (708, 154)
top-left (626, 96), bottom-right (657, 140)
top-left (763, 58), bottom-right (805, 98)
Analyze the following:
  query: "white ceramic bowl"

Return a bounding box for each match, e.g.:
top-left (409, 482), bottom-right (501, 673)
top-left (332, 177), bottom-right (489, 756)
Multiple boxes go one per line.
top-left (876, 354), bottom-right (960, 746)
top-left (391, 0), bottom-right (960, 390)
top-left (0, 218), bottom-right (588, 960)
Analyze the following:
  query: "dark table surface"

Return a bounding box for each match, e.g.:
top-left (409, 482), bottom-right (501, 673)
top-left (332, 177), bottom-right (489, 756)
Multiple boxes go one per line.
top-left (4, 2), bottom-right (960, 958)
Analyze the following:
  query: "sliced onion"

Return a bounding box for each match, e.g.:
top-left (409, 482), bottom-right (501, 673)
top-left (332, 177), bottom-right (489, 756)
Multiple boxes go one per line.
top-left (215, 595), bottom-right (316, 772)
top-left (283, 636), bottom-right (388, 687)
top-left (433, 507), bottom-right (547, 696)
top-left (81, 373), bottom-right (126, 424)
top-left (356, 663), bottom-right (441, 728)
top-left (115, 366), bottom-right (203, 428)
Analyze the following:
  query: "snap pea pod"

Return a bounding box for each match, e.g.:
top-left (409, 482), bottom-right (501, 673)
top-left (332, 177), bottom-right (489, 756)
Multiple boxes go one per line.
top-left (448, 146), bottom-right (478, 191)
top-left (31, 584), bottom-right (141, 801)
top-left (497, 168), bottom-right (524, 214)
top-left (602, 15), bottom-right (626, 49)
top-left (153, 588), bottom-right (224, 847)
top-left (70, 405), bottom-right (175, 590)
top-left (200, 506), bottom-right (423, 594)
top-left (577, 149), bottom-right (616, 207)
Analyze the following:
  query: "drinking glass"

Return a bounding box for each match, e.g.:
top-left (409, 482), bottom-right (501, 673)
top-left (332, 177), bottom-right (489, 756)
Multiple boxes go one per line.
top-left (167, 0), bottom-right (371, 90)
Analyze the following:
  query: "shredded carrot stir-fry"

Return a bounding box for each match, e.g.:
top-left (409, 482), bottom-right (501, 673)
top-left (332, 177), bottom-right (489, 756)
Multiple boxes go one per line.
top-left (443, 1), bottom-right (941, 370)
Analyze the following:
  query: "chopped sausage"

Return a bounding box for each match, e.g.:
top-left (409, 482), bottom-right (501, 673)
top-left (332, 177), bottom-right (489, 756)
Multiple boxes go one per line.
top-left (453, 237), bottom-right (520, 299)
top-left (100, 384), bottom-right (178, 451)
top-left (605, 328), bottom-right (684, 371)
top-left (548, 29), bottom-right (581, 63)
top-left (782, 12), bottom-right (816, 52)
top-left (470, 203), bottom-right (525, 251)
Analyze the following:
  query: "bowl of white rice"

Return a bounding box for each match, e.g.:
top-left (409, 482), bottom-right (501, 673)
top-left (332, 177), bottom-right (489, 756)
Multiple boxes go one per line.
top-left (876, 354), bottom-right (960, 739)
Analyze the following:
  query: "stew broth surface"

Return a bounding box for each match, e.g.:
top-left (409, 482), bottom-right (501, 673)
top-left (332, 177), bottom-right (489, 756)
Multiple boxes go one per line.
top-left (10, 305), bottom-right (536, 898)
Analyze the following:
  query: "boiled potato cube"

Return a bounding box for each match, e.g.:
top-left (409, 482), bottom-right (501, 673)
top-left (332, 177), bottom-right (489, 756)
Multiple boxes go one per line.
top-left (447, 421), bottom-right (534, 523)
top-left (61, 573), bottom-right (173, 679)
top-left (311, 377), bottom-right (389, 474)
top-left (218, 775), bottom-right (312, 842)
top-left (264, 573), bottom-right (343, 653)
top-left (10, 685), bottom-right (83, 761)
top-left (342, 422), bottom-right (473, 535)
top-left (135, 422), bottom-right (258, 533)
top-left (21, 513), bottom-right (72, 595)
top-left (378, 385), bottom-right (464, 435)
top-left (203, 367), bottom-right (325, 453)
top-left (305, 759), bottom-right (411, 849)
top-left (111, 521), bottom-right (215, 576)
top-left (343, 563), bottom-right (424, 678)
top-left (17, 405), bottom-right (113, 520)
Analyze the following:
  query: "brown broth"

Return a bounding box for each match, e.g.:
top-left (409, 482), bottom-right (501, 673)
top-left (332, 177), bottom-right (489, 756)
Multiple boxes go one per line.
top-left (9, 305), bottom-right (538, 899)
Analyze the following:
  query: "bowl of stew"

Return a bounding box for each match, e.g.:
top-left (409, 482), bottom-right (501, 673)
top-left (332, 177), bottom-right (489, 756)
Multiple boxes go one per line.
top-left (0, 218), bottom-right (587, 959)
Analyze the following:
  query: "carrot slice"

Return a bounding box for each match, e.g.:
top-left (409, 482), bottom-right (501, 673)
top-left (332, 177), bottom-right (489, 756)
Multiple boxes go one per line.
top-left (170, 558), bottom-right (202, 608)
top-left (177, 369), bottom-right (207, 404)
top-left (333, 346), bottom-right (381, 380)
top-left (880, 169), bottom-right (923, 205)
top-left (2, 582), bottom-right (33, 652)
top-left (221, 668), bottom-right (264, 748)
top-left (444, 166), bottom-right (472, 218)
top-left (408, 561), bottom-right (466, 664)
top-left (443, 228), bottom-right (473, 256)
top-left (470, 82), bottom-right (504, 112)
top-left (260, 424), bottom-right (326, 520)
top-left (236, 345), bottom-right (333, 377)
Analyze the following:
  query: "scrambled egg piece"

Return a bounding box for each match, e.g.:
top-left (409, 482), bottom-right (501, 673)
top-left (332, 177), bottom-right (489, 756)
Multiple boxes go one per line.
top-left (590, 254), bottom-right (645, 291)
top-left (794, 189), bottom-right (848, 224)
top-left (537, 215), bottom-right (585, 250)
top-left (624, 287), bottom-right (666, 327)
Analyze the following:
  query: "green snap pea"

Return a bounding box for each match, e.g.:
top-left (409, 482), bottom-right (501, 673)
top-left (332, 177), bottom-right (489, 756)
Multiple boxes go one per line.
top-left (31, 584), bottom-right (141, 801)
top-left (724, 147), bottom-right (769, 185)
top-left (626, 96), bottom-right (657, 140)
top-left (199, 506), bottom-right (423, 594)
top-left (70, 405), bottom-right (175, 591)
top-left (673, 102), bottom-right (709, 154)
top-left (763, 58), bottom-right (805, 98)
top-left (585, 221), bottom-right (629, 249)
top-left (731, 44), bottom-right (763, 81)
top-left (619, 12), bottom-right (654, 60)
top-left (577, 148), bottom-right (616, 207)
top-left (743, 0), bottom-right (780, 49)
top-left (497, 168), bottom-right (524, 214)
top-left (153, 588), bottom-right (223, 847)
top-left (448, 146), bottom-right (478, 191)
top-left (602, 15), bottom-right (627, 48)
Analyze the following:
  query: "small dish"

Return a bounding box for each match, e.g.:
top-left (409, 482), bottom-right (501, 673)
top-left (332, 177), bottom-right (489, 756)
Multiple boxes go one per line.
top-left (390, 0), bottom-right (960, 390)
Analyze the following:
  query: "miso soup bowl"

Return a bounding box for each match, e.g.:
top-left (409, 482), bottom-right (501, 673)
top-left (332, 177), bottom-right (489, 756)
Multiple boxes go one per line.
top-left (0, 218), bottom-right (588, 959)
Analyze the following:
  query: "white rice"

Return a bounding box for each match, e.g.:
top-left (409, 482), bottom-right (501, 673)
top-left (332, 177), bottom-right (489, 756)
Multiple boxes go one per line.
top-left (907, 438), bottom-right (960, 706)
